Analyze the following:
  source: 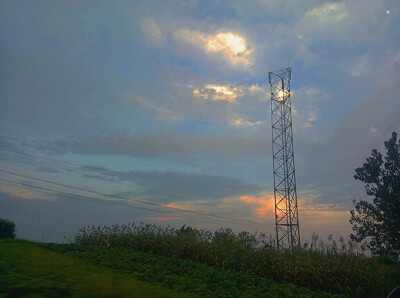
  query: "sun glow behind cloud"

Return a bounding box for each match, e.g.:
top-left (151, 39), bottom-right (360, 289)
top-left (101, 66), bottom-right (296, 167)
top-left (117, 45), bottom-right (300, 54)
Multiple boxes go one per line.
top-left (206, 33), bottom-right (246, 56)
top-left (192, 83), bottom-right (266, 104)
top-left (236, 192), bottom-right (275, 219)
top-left (176, 29), bottom-right (251, 66)
top-left (275, 88), bottom-right (290, 101)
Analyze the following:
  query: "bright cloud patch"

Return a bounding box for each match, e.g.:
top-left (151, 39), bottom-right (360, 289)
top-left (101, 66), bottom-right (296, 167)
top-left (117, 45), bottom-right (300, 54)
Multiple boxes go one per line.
top-left (206, 32), bottom-right (246, 55)
top-left (239, 193), bottom-right (275, 218)
top-left (249, 85), bottom-right (267, 94)
top-left (192, 84), bottom-right (266, 104)
top-left (308, 3), bottom-right (348, 22)
top-left (161, 202), bottom-right (192, 210)
top-left (176, 29), bottom-right (251, 66)
top-left (193, 84), bottom-right (240, 102)
top-left (232, 117), bottom-right (263, 127)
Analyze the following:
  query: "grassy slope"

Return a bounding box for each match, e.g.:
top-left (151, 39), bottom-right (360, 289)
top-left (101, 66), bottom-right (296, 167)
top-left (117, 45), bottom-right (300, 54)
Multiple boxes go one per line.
top-left (0, 239), bottom-right (190, 297)
top-left (40, 242), bottom-right (342, 297)
top-left (72, 223), bottom-right (400, 297)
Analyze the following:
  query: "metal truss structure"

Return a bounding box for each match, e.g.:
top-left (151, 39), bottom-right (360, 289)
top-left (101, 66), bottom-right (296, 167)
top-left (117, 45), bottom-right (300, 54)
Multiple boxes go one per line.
top-left (268, 67), bottom-right (300, 250)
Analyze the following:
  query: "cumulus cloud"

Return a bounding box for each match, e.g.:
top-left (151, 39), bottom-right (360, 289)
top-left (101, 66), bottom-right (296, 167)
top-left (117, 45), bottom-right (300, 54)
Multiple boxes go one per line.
top-left (192, 83), bottom-right (266, 103)
top-left (1, 0), bottom-right (399, 241)
top-left (119, 80), bottom-right (269, 128)
top-left (175, 28), bottom-right (252, 66)
top-left (231, 117), bottom-right (263, 128)
top-left (193, 84), bottom-right (241, 103)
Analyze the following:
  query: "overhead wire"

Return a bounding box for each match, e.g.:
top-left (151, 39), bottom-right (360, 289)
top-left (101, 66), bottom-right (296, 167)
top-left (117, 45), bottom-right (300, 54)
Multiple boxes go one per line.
top-left (0, 170), bottom-right (272, 227)
top-left (0, 148), bottom-right (261, 192)
top-left (0, 177), bottom-right (271, 228)
top-left (0, 148), bottom-right (272, 225)
top-left (0, 178), bottom-right (349, 232)
top-left (1, 150), bottom-right (228, 204)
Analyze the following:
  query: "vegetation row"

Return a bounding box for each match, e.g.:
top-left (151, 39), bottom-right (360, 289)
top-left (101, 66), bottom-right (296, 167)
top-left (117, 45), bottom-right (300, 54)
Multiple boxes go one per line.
top-left (41, 241), bottom-right (338, 297)
top-left (72, 222), bottom-right (400, 297)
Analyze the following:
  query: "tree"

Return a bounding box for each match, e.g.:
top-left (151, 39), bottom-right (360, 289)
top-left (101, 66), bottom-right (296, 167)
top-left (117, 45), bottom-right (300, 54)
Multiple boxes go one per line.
top-left (0, 218), bottom-right (16, 239)
top-left (350, 132), bottom-right (400, 258)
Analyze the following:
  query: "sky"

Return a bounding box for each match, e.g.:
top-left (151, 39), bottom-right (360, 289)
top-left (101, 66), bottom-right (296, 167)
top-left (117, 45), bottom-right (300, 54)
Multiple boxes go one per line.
top-left (0, 0), bottom-right (399, 244)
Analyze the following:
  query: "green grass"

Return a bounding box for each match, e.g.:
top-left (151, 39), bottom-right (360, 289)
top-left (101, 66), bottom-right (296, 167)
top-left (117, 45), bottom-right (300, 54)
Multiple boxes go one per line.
top-left (71, 223), bottom-right (400, 297)
top-left (0, 239), bottom-right (190, 297)
top-left (0, 239), bottom-right (341, 297)
top-left (40, 242), bottom-right (341, 297)
top-left (2, 227), bottom-right (399, 298)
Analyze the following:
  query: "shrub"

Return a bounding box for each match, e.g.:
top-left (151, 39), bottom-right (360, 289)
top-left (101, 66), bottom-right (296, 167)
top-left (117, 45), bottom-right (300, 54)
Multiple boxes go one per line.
top-left (0, 218), bottom-right (16, 239)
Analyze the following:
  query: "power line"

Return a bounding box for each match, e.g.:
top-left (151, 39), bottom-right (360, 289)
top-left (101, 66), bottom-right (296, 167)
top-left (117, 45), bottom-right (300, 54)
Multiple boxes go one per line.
top-left (0, 178), bottom-right (170, 213)
top-left (0, 148), bottom-right (261, 192)
top-left (0, 178), bottom-right (248, 227)
top-left (0, 148), bottom-right (272, 225)
top-left (0, 178), bottom-right (268, 228)
top-left (1, 178), bottom-right (349, 232)
top-left (1, 151), bottom-right (223, 204)
top-left (1, 177), bottom-right (347, 231)
top-left (0, 170), bottom-right (272, 227)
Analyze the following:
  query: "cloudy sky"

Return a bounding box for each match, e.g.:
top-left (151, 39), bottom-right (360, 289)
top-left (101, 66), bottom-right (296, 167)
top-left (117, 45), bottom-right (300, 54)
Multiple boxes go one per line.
top-left (0, 0), bottom-right (399, 243)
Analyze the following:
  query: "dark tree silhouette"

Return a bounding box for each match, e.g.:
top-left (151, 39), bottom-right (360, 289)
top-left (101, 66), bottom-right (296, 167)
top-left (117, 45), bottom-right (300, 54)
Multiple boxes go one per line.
top-left (0, 218), bottom-right (16, 239)
top-left (350, 132), bottom-right (400, 258)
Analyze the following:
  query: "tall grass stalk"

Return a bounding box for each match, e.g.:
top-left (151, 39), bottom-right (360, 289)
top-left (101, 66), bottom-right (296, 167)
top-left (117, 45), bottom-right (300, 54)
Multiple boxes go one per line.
top-left (73, 222), bottom-right (400, 297)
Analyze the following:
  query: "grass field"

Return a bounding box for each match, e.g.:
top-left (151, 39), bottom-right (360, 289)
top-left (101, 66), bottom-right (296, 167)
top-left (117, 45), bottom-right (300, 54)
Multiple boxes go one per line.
top-left (1, 221), bottom-right (399, 297)
top-left (1, 239), bottom-right (341, 297)
top-left (0, 239), bottom-right (190, 297)
top-left (71, 223), bottom-right (400, 297)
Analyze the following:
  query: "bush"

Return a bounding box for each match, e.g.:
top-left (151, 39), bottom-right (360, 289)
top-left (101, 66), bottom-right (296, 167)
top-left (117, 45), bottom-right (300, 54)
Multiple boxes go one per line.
top-left (0, 218), bottom-right (16, 239)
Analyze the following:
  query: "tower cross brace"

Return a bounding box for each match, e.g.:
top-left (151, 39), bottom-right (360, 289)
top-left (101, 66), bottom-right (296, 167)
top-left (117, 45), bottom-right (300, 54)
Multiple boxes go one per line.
top-left (268, 67), bottom-right (300, 250)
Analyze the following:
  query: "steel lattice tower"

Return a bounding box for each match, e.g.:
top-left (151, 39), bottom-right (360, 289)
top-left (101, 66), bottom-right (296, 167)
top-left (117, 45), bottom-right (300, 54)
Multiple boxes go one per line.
top-left (268, 67), bottom-right (300, 250)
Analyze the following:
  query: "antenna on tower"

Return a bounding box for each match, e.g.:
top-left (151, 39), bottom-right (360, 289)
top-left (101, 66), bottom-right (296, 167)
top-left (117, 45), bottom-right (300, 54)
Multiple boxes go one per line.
top-left (268, 67), bottom-right (300, 250)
